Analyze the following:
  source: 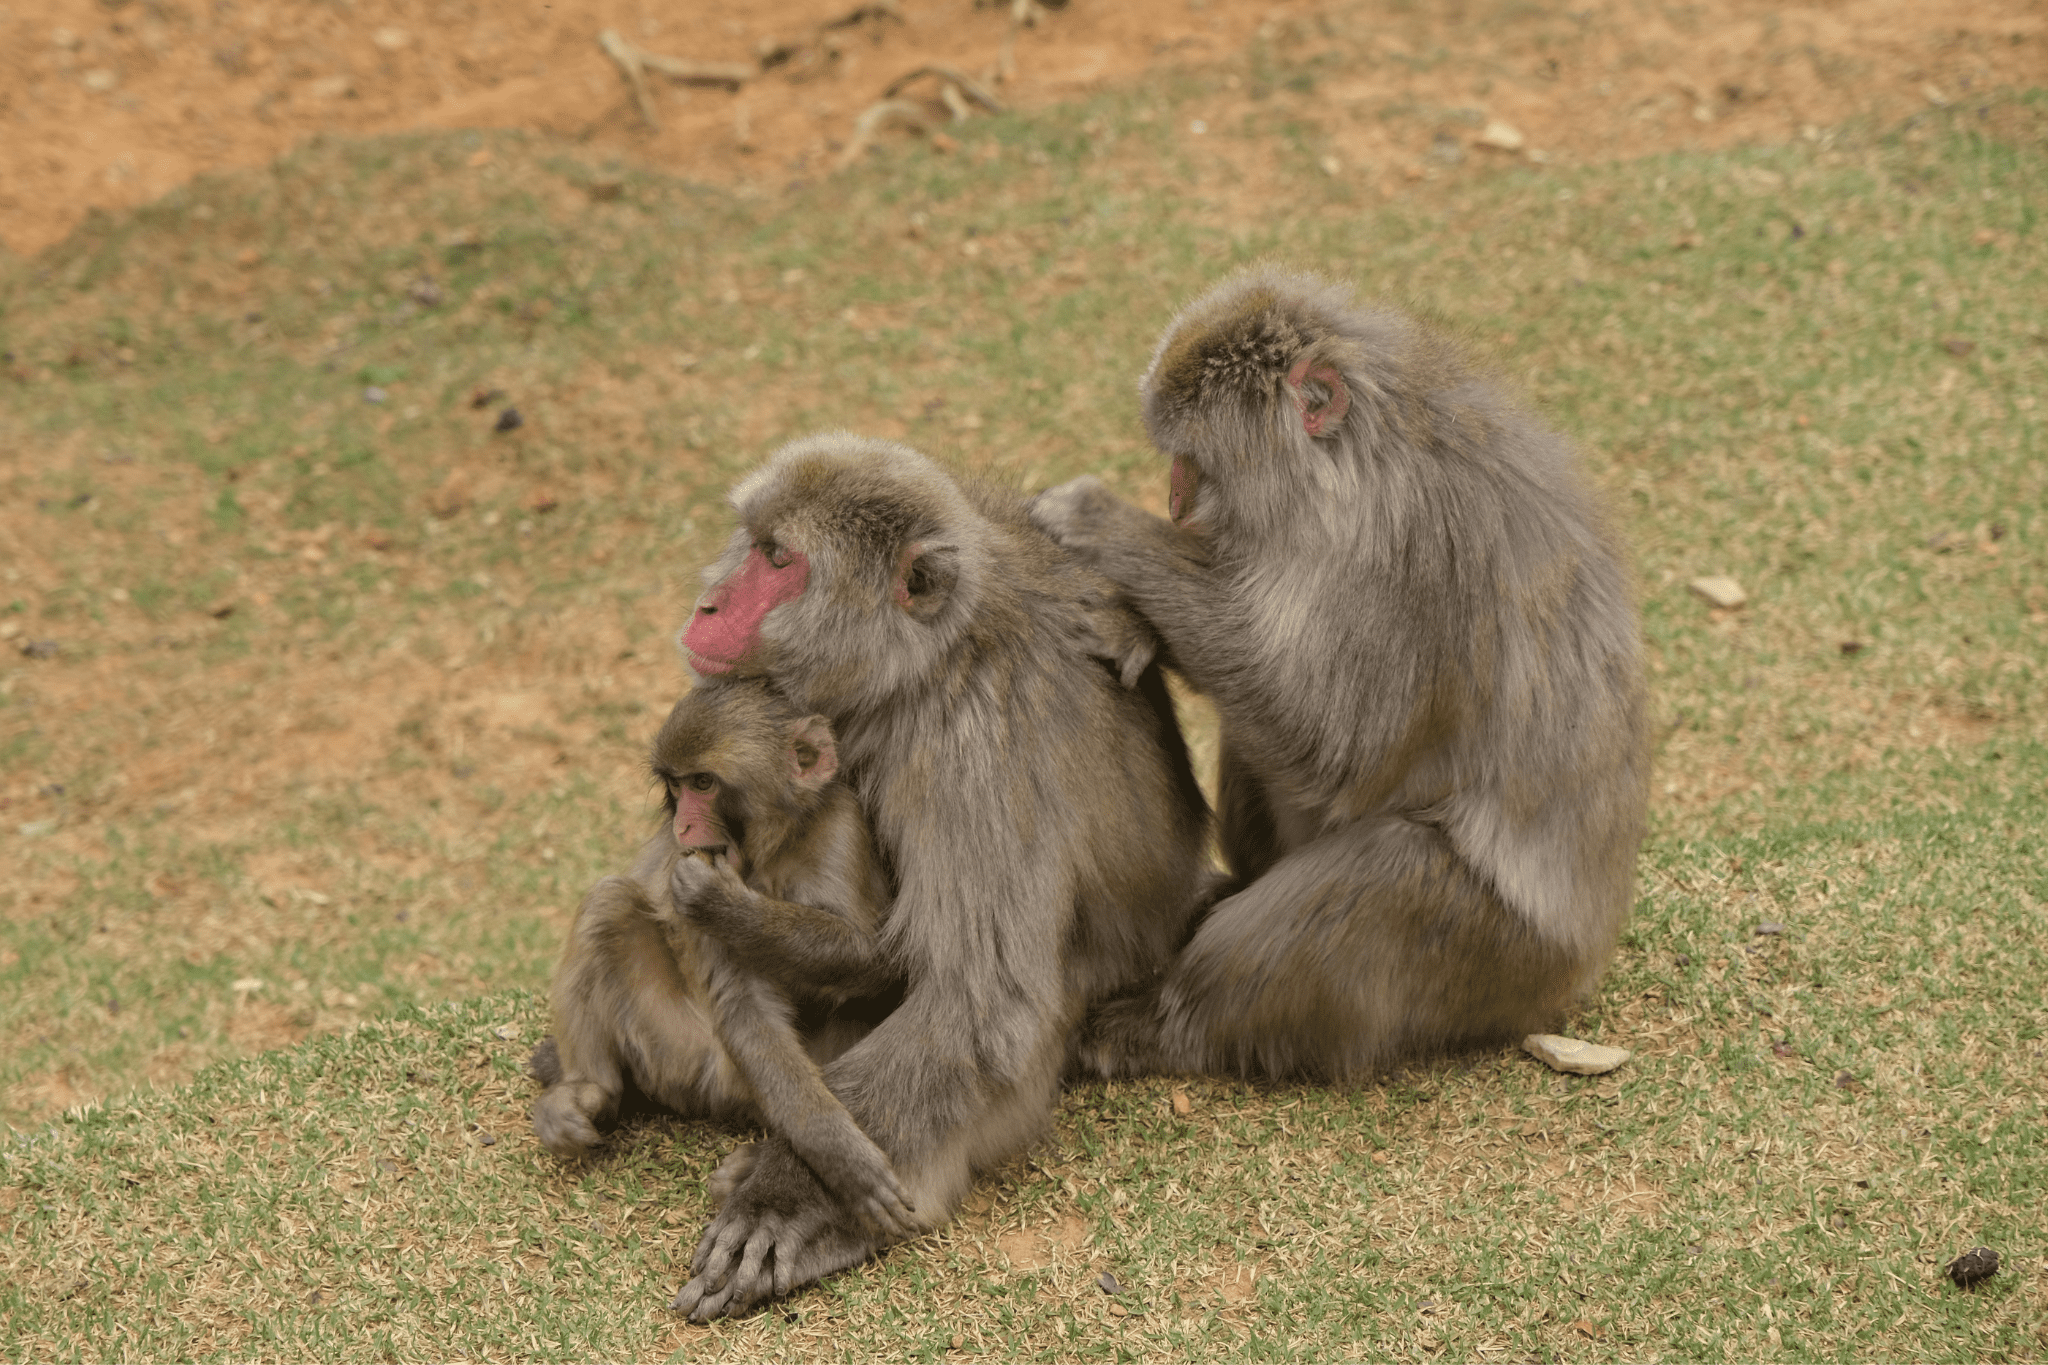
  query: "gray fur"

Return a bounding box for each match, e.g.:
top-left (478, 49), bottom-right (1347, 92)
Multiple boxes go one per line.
top-left (670, 435), bottom-right (1211, 1319)
top-left (531, 679), bottom-right (913, 1238)
top-left (1031, 266), bottom-right (1651, 1079)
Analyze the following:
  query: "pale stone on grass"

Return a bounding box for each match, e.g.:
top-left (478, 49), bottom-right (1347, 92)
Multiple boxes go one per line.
top-left (1687, 574), bottom-right (1747, 608)
top-left (1523, 1033), bottom-right (1632, 1075)
top-left (1476, 119), bottom-right (1525, 151)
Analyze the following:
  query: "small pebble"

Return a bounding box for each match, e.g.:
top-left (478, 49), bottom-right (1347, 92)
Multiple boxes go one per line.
top-left (1475, 119), bottom-right (1525, 151)
top-left (363, 386), bottom-right (387, 404)
top-left (1755, 921), bottom-right (1786, 936)
top-left (494, 407), bottom-right (524, 432)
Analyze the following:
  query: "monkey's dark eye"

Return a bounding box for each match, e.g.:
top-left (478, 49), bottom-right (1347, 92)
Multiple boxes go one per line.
top-left (763, 541), bottom-right (794, 570)
top-left (686, 774), bottom-right (718, 794)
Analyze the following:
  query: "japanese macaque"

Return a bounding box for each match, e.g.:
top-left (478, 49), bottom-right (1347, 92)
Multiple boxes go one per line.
top-left (668, 434), bottom-right (1211, 1319)
top-left (1031, 266), bottom-right (1651, 1082)
top-left (531, 679), bottom-right (915, 1237)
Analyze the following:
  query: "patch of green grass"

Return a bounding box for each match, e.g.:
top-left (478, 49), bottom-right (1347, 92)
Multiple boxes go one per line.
top-left (0, 72), bottom-right (2043, 1360)
top-left (2, 755), bottom-right (2041, 1358)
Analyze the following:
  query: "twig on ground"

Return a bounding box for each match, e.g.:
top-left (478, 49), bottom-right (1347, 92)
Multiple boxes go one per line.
top-left (883, 65), bottom-right (1005, 113)
top-left (822, 0), bottom-right (905, 30)
top-left (835, 99), bottom-right (933, 170)
top-left (599, 29), bottom-right (756, 131)
top-left (598, 29), bottom-right (661, 130)
top-left (637, 52), bottom-right (756, 89)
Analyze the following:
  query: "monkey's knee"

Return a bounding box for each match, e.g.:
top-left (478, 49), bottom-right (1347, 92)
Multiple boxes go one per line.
top-left (532, 1080), bottom-right (619, 1159)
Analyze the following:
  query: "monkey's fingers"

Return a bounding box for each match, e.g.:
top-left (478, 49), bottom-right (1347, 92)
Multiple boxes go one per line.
top-left (676, 1217), bottom-right (756, 1318)
top-left (679, 1266), bottom-right (747, 1322)
top-left (701, 1216), bottom-right (786, 1319)
top-left (853, 1167), bottom-right (918, 1239)
top-left (688, 1212), bottom-right (744, 1280)
top-left (857, 1190), bottom-right (918, 1240)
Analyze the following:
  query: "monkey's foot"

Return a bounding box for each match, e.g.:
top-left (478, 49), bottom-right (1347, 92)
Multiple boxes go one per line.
top-left (674, 1139), bottom-right (880, 1320)
top-left (531, 1080), bottom-right (616, 1158)
top-left (1074, 992), bottom-right (1169, 1080)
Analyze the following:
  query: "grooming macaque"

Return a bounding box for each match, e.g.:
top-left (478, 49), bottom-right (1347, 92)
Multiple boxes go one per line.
top-left (1032, 267), bottom-right (1651, 1081)
top-left (669, 435), bottom-right (1210, 1319)
top-left (531, 679), bottom-right (916, 1237)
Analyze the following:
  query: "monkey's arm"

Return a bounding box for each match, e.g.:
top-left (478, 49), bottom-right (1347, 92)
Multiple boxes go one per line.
top-left (698, 959), bottom-right (916, 1239)
top-left (670, 857), bottom-right (897, 1000)
top-left (1030, 479), bottom-right (1222, 683)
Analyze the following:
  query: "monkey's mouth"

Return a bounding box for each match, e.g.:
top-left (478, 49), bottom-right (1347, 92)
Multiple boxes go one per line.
top-left (679, 643), bottom-right (737, 676)
top-left (680, 843), bottom-right (729, 859)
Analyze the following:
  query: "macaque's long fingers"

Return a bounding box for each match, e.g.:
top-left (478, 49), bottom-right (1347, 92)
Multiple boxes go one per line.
top-left (689, 1212), bottom-right (746, 1282)
top-left (722, 1218), bottom-right (784, 1314)
top-left (864, 1170), bottom-right (918, 1237)
top-left (692, 1277), bottom-right (749, 1326)
top-left (861, 1193), bottom-right (916, 1240)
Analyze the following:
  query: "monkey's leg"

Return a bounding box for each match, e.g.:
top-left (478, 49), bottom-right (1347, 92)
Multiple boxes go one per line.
top-left (1214, 735), bottom-right (1283, 889)
top-left (1147, 819), bottom-right (1576, 1080)
top-left (706, 968), bottom-right (917, 1238)
top-left (534, 876), bottom-right (752, 1157)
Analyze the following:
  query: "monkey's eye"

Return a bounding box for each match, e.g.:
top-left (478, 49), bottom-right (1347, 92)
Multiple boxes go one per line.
top-left (763, 541), bottom-right (794, 570)
top-left (685, 774), bottom-right (718, 794)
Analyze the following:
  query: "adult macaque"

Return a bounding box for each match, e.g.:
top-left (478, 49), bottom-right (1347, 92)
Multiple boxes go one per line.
top-left (1031, 267), bottom-right (1651, 1081)
top-left (532, 679), bottom-right (914, 1237)
top-left (669, 435), bottom-right (1210, 1319)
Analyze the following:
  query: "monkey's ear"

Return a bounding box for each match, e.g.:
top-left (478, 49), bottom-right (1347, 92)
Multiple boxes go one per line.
top-left (893, 541), bottom-right (959, 622)
top-left (1285, 353), bottom-right (1351, 438)
top-left (787, 715), bottom-right (839, 790)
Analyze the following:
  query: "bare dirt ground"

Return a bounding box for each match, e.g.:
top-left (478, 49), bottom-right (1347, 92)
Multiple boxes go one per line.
top-left (3, 0), bottom-right (2041, 256)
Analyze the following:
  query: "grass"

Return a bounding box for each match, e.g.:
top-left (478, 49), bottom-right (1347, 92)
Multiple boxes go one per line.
top-left (1, 68), bottom-right (2044, 1358)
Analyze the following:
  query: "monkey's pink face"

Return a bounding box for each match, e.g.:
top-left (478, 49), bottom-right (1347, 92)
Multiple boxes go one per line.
top-left (671, 775), bottom-right (725, 852)
top-left (681, 542), bottom-right (811, 675)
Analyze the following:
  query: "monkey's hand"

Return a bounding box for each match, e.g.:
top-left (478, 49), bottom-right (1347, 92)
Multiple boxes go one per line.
top-left (1069, 589), bottom-right (1160, 689)
top-left (671, 1138), bottom-right (882, 1320)
top-left (787, 1112), bottom-right (920, 1240)
top-left (1027, 475), bottom-right (1131, 554)
top-left (668, 850), bottom-right (749, 930)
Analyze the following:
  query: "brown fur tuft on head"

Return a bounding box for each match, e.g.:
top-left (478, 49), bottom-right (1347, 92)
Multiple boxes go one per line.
top-left (1140, 268), bottom-right (1363, 451)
